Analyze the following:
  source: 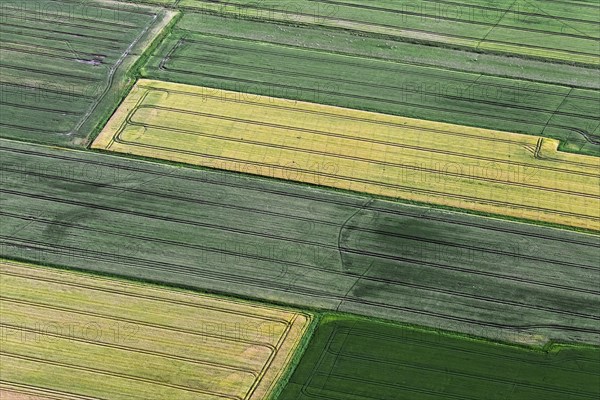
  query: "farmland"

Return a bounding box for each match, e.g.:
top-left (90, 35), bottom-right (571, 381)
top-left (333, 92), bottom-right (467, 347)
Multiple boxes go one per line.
top-left (143, 14), bottom-right (600, 156)
top-left (93, 79), bottom-right (600, 230)
top-left (0, 0), bottom-right (175, 146)
top-left (2, 139), bottom-right (599, 345)
top-left (1, 0), bottom-right (599, 396)
top-left (279, 314), bottom-right (600, 400)
top-left (176, 0), bottom-right (600, 65)
top-left (0, 259), bottom-right (312, 400)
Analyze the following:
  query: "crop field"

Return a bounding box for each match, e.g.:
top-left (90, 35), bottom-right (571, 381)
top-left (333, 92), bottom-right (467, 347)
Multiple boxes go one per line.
top-left (93, 79), bottom-right (600, 230)
top-left (1, 0), bottom-right (599, 396)
top-left (2, 139), bottom-right (599, 345)
top-left (143, 15), bottom-right (600, 156)
top-left (176, 0), bottom-right (600, 65)
top-left (0, 259), bottom-right (311, 400)
top-left (279, 315), bottom-right (600, 400)
top-left (0, 0), bottom-right (175, 146)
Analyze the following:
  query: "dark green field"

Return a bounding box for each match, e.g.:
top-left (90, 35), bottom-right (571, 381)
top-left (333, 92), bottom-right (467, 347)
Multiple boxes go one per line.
top-left (176, 0), bottom-right (600, 66)
top-left (1, 139), bottom-right (598, 345)
top-left (1, 1), bottom-right (599, 399)
top-left (279, 315), bottom-right (600, 400)
top-left (142, 13), bottom-right (600, 156)
top-left (0, 0), bottom-right (173, 146)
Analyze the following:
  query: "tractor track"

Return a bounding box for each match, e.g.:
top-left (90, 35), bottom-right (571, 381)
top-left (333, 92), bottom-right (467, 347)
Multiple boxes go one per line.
top-left (2, 143), bottom-right (598, 246)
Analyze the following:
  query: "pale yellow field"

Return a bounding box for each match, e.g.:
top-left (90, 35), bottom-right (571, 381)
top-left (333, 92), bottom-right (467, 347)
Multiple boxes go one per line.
top-left (0, 389), bottom-right (54, 400)
top-left (0, 260), bottom-right (311, 400)
top-left (93, 79), bottom-right (600, 230)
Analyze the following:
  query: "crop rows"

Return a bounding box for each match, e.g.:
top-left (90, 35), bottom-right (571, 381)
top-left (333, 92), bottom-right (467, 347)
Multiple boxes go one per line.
top-left (94, 79), bottom-right (600, 230)
top-left (2, 139), bottom-right (599, 345)
top-left (0, 0), bottom-right (174, 146)
top-left (279, 315), bottom-right (600, 400)
top-left (2, 0), bottom-right (599, 397)
top-left (174, 0), bottom-right (600, 65)
top-left (143, 20), bottom-right (600, 155)
top-left (0, 260), bottom-right (311, 400)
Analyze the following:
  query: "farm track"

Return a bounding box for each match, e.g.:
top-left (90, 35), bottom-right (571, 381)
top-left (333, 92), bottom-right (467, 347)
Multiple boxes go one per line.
top-left (0, 295), bottom-right (279, 351)
top-left (316, 330), bottom-right (598, 399)
top-left (0, 82), bottom-right (94, 100)
top-left (327, 326), bottom-right (600, 371)
top-left (3, 144), bottom-right (598, 246)
top-left (0, 101), bottom-right (83, 116)
top-left (0, 123), bottom-right (70, 135)
top-left (189, 0), bottom-right (600, 61)
top-left (0, 22), bottom-right (133, 46)
top-left (0, 0), bottom-right (172, 146)
top-left (165, 55), bottom-right (594, 119)
top-left (0, 267), bottom-right (291, 326)
top-left (0, 64), bottom-right (102, 82)
top-left (0, 46), bottom-right (115, 66)
top-left (0, 5), bottom-right (142, 29)
top-left (0, 14), bottom-right (138, 35)
top-left (338, 0), bottom-right (600, 24)
top-left (174, 37), bottom-right (600, 102)
top-left (157, 60), bottom-right (600, 146)
top-left (1, 351), bottom-right (243, 400)
top-left (287, 322), bottom-right (600, 400)
top-left (0, 261), bottom-right (309, 400)
top-left (0, 322), bottom-right (260, 377)
top-left (173, 31), bottom-right (600, 90)
top-left (302, 0), bottom-right (600, 40)
top-left (1, 382), bottom-right (102, 400)
top-left (0, 39), bottom-right (109, 60)
top-left (3, 209), bottom-right (599, 298)
top-left (44, 0), bottom-right (158, 16)
top-left (4, 237), bottom-right (598, 337)
top-left (0, 27), bottom-right (126, 52)
top-left (113, 131), bottom-right (600, 223)
top-left (125, 105), bottom-right (600, 197)
top-left (0, 225), bottom-right (600, 333)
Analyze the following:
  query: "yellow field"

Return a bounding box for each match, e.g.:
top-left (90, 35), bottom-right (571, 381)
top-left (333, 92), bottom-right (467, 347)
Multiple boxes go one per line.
top-left (93, 79), bottom-right (600, 230)
top-left (0, 260), bottom-right (311, 400)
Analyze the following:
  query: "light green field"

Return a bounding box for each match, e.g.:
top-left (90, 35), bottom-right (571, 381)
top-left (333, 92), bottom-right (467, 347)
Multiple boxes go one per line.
top-left (143, 14), bottom-right (600, 156)
top-left (0, 0), bottom-right (175, 146)
top-left (177, 0), bottom-right (600, 65)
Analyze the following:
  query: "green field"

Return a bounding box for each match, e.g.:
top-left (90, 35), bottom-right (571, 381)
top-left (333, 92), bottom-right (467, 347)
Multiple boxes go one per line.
top-left (167, 13), bottom-right (600, 89)
top-left (143, 13), bottom-right (600, 155)
top-left (0, 0), bottom-right (175, 146)
top-left (1, 0), bottom-right (600, 396)
top-left (278, 314), bottom-right (600, 400)
top-left (176, 0), bottom-right (600, 65)
top-left (1, 139), bottom-right (598, 345)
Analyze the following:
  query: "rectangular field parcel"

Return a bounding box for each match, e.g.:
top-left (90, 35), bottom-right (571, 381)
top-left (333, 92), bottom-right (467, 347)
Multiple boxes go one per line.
top-left (178, 0), bottom-right (600, 65)
top-left (0, 260), bottom-right (311, 400)
top-left (94, 80), bottom-right (600, 231)
top-left (2, 139), bottom-right (599, 345)
top-left (0, 0), bottom-right (174, 146)
top-left (145, 19), bottom-right (600, 156)
top-left (279, 315), bottom-right (600, 400)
